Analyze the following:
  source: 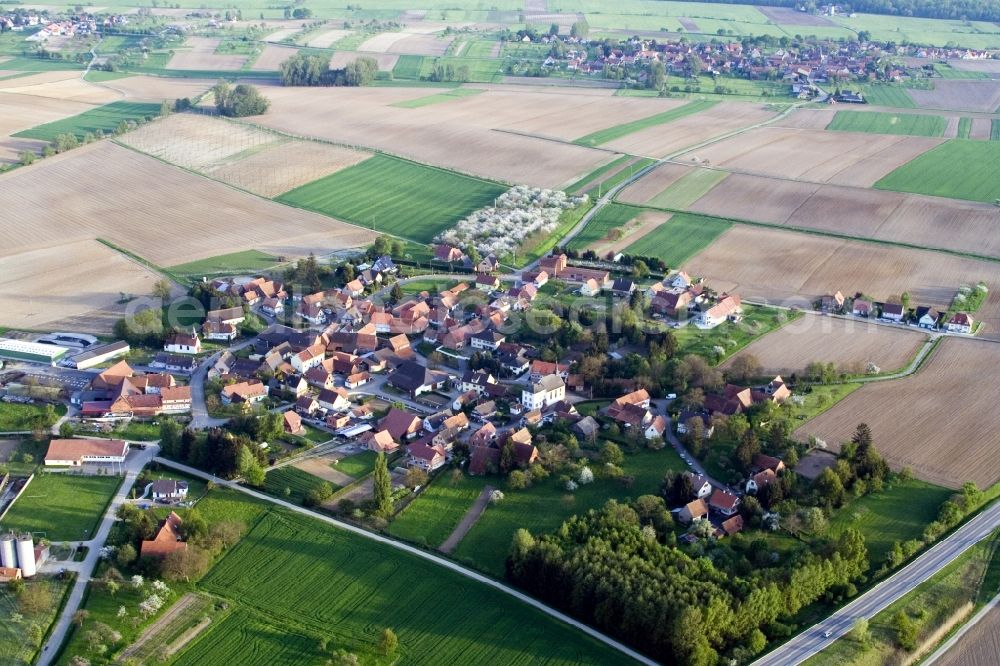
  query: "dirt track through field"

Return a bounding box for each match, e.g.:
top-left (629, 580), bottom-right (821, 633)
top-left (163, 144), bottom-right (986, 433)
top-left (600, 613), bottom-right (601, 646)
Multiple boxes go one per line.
top-left (439, 485), bottom-right (493, 554)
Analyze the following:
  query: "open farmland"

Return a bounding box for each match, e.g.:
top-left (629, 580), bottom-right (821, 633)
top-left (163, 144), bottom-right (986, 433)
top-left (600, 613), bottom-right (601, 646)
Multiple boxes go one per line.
top-left (263, 467), bottom-right (334, 506)
top-left (682, 126), bottom-right (944, 187)
top-left (624, 212), bottom-right (732, 267)
top-left (0, 71), bottom-right (119, 105)
top-left (795, 338), bottom-right (1000, 488)
top-left (93, 75), bottom-right (215, 102)
top-left (119, 113), bottom-right (373, 197)
top-left (305, 29), bottom-right (352, 48)
top-left (15, 101), bottom-right (161, 142)
top-left (0, 239), bottom-right (166, 331)
top-left (683, 225), bottom-right (1000, 337)
top-left (566, 202), bottom-right (641, 250)
top-left (645, 168), bottom-right (728, 209)
top-left (251, 44), bottom-right (297, 71)
top-left (617, 162), bottom-right (695, 204)
top-left (601, 102), bottom-right (778, 157)
top-left (192, 508), bottom-right (632, 665)
top-left (826, 110), bottom-right (947, 137)
top-left (0, 92), bottom-right (91, 162)
top-left (0, 141), bottom-right (375, 266)
top-left (907, 80), bottom-right (1000, 113)
top-left (720, 314), bottom-right (928, 377)
top-left (278, 154), bottom-right (506, 243)
top-left (250, 85), bottom-right (652, 187)
top-left (0, 473), bottom-right (121, 540)
top-left (686, 173), bottom-right (1000, 259)
top-left (573, 99), bottom-right (717, 147)
top-left (934, 606), bottom-right (1000, 666)
top-left (875, 140), bottom-right (1000, 203)
top-left (329, 50), bottom-right (399, 71)
top-left (166, 36), bottom-right (247, 70)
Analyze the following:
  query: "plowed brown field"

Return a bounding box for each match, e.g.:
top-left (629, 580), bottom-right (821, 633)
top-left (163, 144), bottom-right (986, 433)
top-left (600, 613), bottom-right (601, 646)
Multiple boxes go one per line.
top-left (794, 337), bottom-right (1000, 488)
top-left (166, 37), bottom-right (246, 70)
top-left (934, 606), bottom-right (1000, 666)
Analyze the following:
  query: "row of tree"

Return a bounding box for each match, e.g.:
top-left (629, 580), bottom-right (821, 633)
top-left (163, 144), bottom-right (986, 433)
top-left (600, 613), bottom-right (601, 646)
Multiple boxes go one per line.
top-left (279, 53), bottom-right (378, 87)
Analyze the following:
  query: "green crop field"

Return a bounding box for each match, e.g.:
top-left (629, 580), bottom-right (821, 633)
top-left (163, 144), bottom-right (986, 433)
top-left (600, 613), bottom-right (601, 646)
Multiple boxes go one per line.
top-left (0, 474), bottom-right (121, 540)
top-left (392, 54), bottom-right (424, 78)
top-left (647, 168), bottom-right (729, 209)
top-left (624, 212), bottom-right (732, 266)
top-left (857, 84), bottom-right (916, 108)
top-left (827, 478), bottom-right (952, 567)
top-left (826, 110), bottom-right (946, 137)
top-left (332, 450), bottom-right (378, 479)
top-left (582, 157), bottom-right (657, 196)
top-left (565, 202), bottom-right (640, 250)
top-left (277, 154), bottom-right (507, 244)
top-left (564, 154), bottom-right (633, 194)
top-left (262, 467), bottom-right (334, 505)
top-left (574, 99), bottom-right (717, 147)
top-left (194, 508), bottom-right (632, 664)
top-left (169, 250), bottom-right (281, 278)
top-left (875, 140), bottom-right (1000, 202)
top-left (957, 117), bottom-right (972, 139)
top-left (14, 101), bottom-right (162, 142)
top-left (391, 87), bottom-right (485, 108)
top-left (453, 448), bottom-right (686, 576)
top-left (388, 473), bottom-right (489, 547)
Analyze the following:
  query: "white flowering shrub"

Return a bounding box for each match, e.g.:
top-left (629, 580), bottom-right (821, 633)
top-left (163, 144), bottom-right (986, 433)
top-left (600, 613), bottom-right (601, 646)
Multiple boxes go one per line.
top-left (565, 479), bottom-right (578, 492)
top-left (130, 575), bottom-right (144, 589)
top-left (436, 186), bottom-right (587, 257)
top-left (138, 594), bottom-right (164, 618)
top-left (489, 489), bottom-right (505, 504)
top-left (151, 580), bottom-right (170, 594)
top-left (577, 467), bottom-right (594, 485)
top-left (117, 606), bottom-right (128, 619)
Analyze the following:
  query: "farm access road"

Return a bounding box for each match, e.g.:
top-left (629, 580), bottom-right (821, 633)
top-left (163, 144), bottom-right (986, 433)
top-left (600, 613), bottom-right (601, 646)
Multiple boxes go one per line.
top-left (153, 457), bottom-right (658, 666)
top-left (751, 498), bottom-right (1000, 666)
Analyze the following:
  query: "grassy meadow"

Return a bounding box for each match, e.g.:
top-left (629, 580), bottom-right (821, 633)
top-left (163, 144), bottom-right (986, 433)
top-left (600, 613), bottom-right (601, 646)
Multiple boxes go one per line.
top-left (565, 202), bottom-right (640, 250)
top-left (14, 101), bottom-right (162, 142)
top-left (0, 474), bottom-right (121, 540)
top-left (826, 110), bottom-right (947, 137)
top-left (388, 472), bottom-right (488, 547)
top-left (169, 250), bottom-right (281, 278)
top-left (262, 467), bottom-right (335, 505)
top-left (875, 140), bottom-right (1000, 202)
top-left (624, 212), bottom-right (732, 266)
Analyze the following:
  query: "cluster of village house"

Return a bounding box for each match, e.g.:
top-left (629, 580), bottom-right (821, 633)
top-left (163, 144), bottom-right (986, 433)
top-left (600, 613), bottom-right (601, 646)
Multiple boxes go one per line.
top-left (819, 290), bottom-right (976, 333)
top-left (3, 10), bottom-right (128, 36)
top-left (537, 31), bottom-right (995, 88)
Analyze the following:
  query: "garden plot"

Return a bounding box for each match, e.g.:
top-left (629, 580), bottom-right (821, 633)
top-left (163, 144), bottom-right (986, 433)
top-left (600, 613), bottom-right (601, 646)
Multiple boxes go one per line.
top-left (908, 80), bottom-right (1000, 113)
top-left (601, 102), bottom-right (777, 157)
top-left (0, 141), bottom-right (375, 266)
top-left (251, 44), bottom-right (298, 71)
top-left (252, 85), bottom-right (615, 188)
top-left (795, 338), bottom-right (1000, 488)
top-left (684, 127), bottom-right (944, 187)
top-left (720, 313), bottom-right (927, 377)
top-left (166, 36), bottom-right (247, 71)
top-left (0, 239), bottom-right (164, 331)
top-left (683, 225), bottom-right (1000, 337)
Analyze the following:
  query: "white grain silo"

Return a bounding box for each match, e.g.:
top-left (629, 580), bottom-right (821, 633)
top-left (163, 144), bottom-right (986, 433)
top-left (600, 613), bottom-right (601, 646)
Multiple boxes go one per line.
top-left (0, 533), bottom-right (15, 569)
top-left (16, 534), bottom-right (36, 577)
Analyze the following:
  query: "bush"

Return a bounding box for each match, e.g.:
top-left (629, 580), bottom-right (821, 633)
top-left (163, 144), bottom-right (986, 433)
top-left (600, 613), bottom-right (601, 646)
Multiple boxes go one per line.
top-left (212, 82), bottom-right (270, 117)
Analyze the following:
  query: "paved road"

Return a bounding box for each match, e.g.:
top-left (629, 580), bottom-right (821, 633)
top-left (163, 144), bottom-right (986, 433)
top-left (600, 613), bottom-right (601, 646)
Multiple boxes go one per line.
top-left (38, 444), bottom-right (160, 666)
top-left (662, 413), bottom-right (735, 494)
top-left (153, 457), bottom-right (656, 666)
top-left (752, 499), bottom-right (1000, 666)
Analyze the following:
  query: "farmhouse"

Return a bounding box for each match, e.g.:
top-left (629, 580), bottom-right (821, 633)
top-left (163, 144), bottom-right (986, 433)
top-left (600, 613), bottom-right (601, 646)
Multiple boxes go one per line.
top-left (387, 361), bottom-right (449, 398)
top-left (852, 299), bottom-right (873, 317)
top-left (408, 442), bottom-right (447, 471)
top-left (221, 381), bottom-right (268, 405)
top-left (206, 307), bottom-right (245, 326)
top-left (880, 302), bottom-right (905, 323)
top-left (283, 410), bottom-right (304, 435)
top-left (202, 320), bottom-right (238, 341)
top-left (688, 473), bottom-right (713, 499)
top-left (366, 429), bottom-right (399, 453)
top-left (318, 387), bottom-right (351, 412)
top-left (379, 407), bottom-right (423, 441)
top-left (151, 479), bottom-right (188, 501)
top-left (45, 438), bottom-right (129, 467)
top-left (820, 291), bottom-right (845, 313)
top-left (709, 489), bottom-right (741, 517)
top-left (916, 306), bottom-right (942, 330)
top-left (698, 294), bottom-right (742, 328)
top-left (140, 512), bottom-right (187, 558)
top-left (522, 374), bottom-right (566, 411)
top-left (679, 498), bottom-right (709, 523)
top-left (946, 312), bottom-right (974, 334)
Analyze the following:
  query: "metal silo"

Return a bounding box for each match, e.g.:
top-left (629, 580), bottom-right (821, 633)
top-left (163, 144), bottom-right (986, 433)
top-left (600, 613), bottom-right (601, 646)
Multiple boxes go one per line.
top-left (0, 533), bottom-right (15, 569)
top-left (16, 534), bottom-right (35, 577)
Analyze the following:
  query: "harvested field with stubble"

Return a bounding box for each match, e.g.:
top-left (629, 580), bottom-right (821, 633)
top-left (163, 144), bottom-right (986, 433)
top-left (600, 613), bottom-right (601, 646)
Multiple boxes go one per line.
top-left (601, 102), bottom-right (777, 157)
top-left (617, 162), bottom-right (696, 204)
top-left (499, 95), bottom-right (689, 142)
top-left (683, 127), bottom-right (944, 187)
top-left (0, 239), bottom-right (165, 331)
top-left (251, 85), bottom-right (616, 187)
top-left (720, 314), bottom-right (928, 377)
top-left (794, 338), bottom-right (1000, 488)
top-left (683, 225), bottom-right (1000, 336)
top-left (934, 606), bottom-right (1000, 666)
top-left (0, 141), bottom-right (375, 266)
top-left (166, 37), bottom-right (246, 71)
